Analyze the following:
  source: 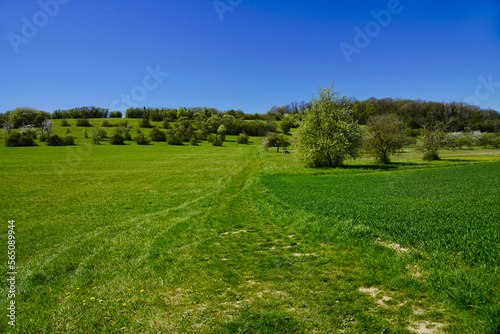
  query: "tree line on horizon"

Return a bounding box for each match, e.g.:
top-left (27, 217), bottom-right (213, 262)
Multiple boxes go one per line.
top-left (271, 97), bottom-right (499, 133)
top-left (2, 88), bottom-right (500, 165)
top-left (2, 95), bottom-right (498, 133)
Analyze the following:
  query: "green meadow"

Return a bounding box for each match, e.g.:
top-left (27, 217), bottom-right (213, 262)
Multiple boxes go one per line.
top-left (1, 119), bottom-right (499, 333)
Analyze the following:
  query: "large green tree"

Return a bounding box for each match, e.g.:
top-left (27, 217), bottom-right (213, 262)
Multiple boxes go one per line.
top-left (294, 85), bottom-right (363, 167)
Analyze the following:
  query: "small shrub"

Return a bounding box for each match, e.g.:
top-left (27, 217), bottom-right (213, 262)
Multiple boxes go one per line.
top-left (46, 134), bottom-right (64, 146)
top-left (109, 132), bottom-right (125, 145)
top-left (19, 124), bottom-right (38, 139)
top-left (61, 119), bottom-right (70, 127)
top-left (417, 125), bottom-right (445, 161)
top-left (280, 117), bottom-right (294, 135)
top-left (163, 119), bottom-right (171, 129)
top-left (123, 130), bottom-right (132, 141)
top-left (65, 128), bottom-right (72, 135)
top-left (167, 130), bottom-right (183, 145)
top-left (91, 129), bottom-right (107, 145)
top-left (4, 133), bottom-right (37, 147)
top-left (40, 119), bottom-right (54, 139)
top-left (101, 120), bottom-right (113, 127)
top-left (190, 136), bottom-right (199, 146)
top-left (150, 127), bottom-right (167, 142)
top-left (423, 151), bottom-right (440, 161)
top-left (83, 130), bottom-right (89, 138)
top-left (76, 118), bottom-right (91, 127)
top-left (211, 135), bottom-right (223, 147)
top-left (2, 120), bottom-right (13, 134)
top-left (62, 135), bottom-right (75, 146)
top-left (118, 124), bottom-right (133, 140)
top-left (237, 132), bottom-right (249, 144)
top-left (138, 118), bottom-right (152, 128)
top-left (493, 135), bottom-right (500, 148)
top-left (134, 133), bottom-right (151, 145)
top-left (17, 133), bottom-right (37, 146)
top-left (217, 125), bottom-right (227, 141)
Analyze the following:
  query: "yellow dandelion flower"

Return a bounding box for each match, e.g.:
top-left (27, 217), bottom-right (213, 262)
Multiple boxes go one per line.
top-left (116, 299), bottom-right (121, 302)
top-left (76, 288), bottom-right (80, 290)
top-left (67, 293), bottom-right (70, 295)
top-left (90, 297), bottom-right (95, 300)
top-left (140, 289), bottom-right (144, 292)
top-left (122, 303), bottom-right (126, 306)
top-left (93, 287), bottom-right (96, 289)
top-left (83, 300), bottom-right (86, 303)
top-left (127, 299), bottom-right (131, 302)
top-left (71, 286), bottom-right (74, 288)
top-left (99, 300), bottom-right (102, 303)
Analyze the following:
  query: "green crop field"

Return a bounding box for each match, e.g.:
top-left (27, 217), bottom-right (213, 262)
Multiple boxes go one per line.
top-left (262, 162), bottom-right (500, 265)
top-left (1, 121), bottom-right (499, 333)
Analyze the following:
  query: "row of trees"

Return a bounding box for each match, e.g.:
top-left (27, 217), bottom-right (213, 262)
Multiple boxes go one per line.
top-left (4, 94), bottom-right (499, 163)
top-left (0, 106), bottom-right (277, 131)
top-left (124, 107), bottom-right (277, 122)
top-left (79, 124), bottom-right (251, 147)
top-left (292, 85), bottom-right (500, 167)
top-left (351, 98), bottom-right (499, 132)
top-left (270, 97), bottom-right (500, 132)
top-left (0, 107), bottom-right (110, 129)
top-left (3, 119), bottom-right (76, 147)
top-left (52, 107), bottom-right (109, 119)
top-left (4, 94), bottom-right (499, 133)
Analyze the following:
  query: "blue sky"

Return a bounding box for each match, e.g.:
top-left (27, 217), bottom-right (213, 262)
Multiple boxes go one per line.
top-left (1, 0), bottom-right (499, 114)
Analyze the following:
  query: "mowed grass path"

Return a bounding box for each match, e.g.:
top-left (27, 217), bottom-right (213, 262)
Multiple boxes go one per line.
top-left (1, 137), bottom-right (500, 333)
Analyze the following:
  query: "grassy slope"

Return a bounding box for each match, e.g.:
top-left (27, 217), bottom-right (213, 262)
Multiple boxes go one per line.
top-left (0, 123), bottom-right (499, 333)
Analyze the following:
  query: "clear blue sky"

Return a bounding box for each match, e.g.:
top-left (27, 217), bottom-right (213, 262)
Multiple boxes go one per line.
top-left (1, 0), bottom-right (499, 114)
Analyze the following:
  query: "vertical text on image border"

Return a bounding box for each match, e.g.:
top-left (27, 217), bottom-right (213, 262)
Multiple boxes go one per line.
top-left (7, 220), bottom-right (16, 327)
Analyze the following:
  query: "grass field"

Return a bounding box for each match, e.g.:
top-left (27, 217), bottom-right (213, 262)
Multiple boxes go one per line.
top-left (1, 120), bottom-right (499, 333)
